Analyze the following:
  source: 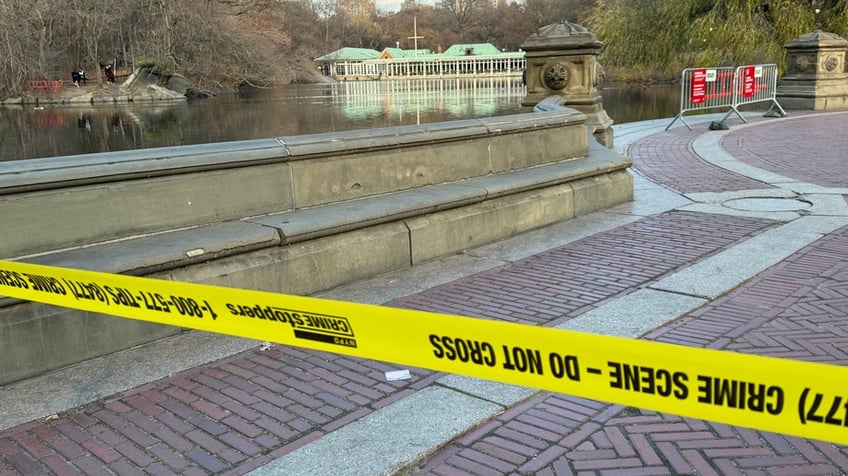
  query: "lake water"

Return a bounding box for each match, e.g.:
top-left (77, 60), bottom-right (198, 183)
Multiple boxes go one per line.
top-left (0, 79), bottom-right (682, 162)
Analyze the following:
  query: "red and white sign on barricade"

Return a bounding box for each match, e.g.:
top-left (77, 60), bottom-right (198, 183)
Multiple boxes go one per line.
top-left (690, 68), bottom-right (708, 104)
top-left (742, 65), bottom-right (757, 98)
top-left (666, 67), bottom-right (735, 130)
top-left (720, 64), bottom-right (786, 124)
top-left (666, 64), bottom-right (786, 131)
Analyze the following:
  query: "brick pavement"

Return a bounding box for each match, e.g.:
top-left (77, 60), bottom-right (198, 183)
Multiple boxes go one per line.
top-left (721, 113), bottom-right (848, 189)
top-left (0, 346), bottom-right (441, 475)
top-left (625, 126), bottom-right (772, 194)
top-left (406, 115), bottom-right (848, 475)
top-left (409, 226), bottom-right (848, 476)
top-left (2, 112), bottom-right (848, 475)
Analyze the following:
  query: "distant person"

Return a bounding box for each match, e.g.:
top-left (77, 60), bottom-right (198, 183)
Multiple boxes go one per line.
top-left (77, 113), bottom-right (91, 131)
top-left (104, 64), bottom-right (115, 83)
top-left (71, 70), bottom-right (82, 87)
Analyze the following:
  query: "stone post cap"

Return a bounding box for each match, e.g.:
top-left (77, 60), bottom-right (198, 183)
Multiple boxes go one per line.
top-left (520, 21), bottom-right (604, 51)
top-left (785, 30), bottom-right (848, 49)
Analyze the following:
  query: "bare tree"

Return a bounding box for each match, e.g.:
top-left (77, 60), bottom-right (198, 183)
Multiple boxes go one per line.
top-left (0, 0), bottom-right (74, 93)
top-left (313, 0), bottom-right (340, 44)
top-left (439, 0), bottom-right (479, 34)
top-left (68, 0), bottom-right (124, 83)
top-left (521, 0), bottom-right (590, 28)
top-left (477, 1), bottom-right (534, 50)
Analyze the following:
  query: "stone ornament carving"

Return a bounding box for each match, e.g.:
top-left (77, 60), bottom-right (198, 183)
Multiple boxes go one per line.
top-left (795, 54), bottom-right (811, 73)
top-left (824, 55), bottom-right (840, 72)
top-left (594, 60), bottom-right (606, 87)
top-left (543, 62), bottom-right (569, 90)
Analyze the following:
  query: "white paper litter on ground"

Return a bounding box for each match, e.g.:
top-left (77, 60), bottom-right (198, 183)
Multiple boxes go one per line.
top-left (385, 369), bottom-right (411, 381)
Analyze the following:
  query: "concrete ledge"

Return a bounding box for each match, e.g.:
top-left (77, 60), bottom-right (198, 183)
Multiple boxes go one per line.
top-left (0, 138), bottom-right (288, 193)
top-left (407, 184), bottom-right (575, 264)
top-left (1, 109), bottom-right (590, 257)
top-left (0, 302), bottom-right (181, 383)
top-left (25, 221), bottom-right (283, 275)
top-left (3, 164), bottom-right (295, 258)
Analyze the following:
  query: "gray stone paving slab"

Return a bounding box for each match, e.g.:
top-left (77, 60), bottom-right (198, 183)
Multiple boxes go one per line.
top-left (649, 216), bottom-right (847, 299)
top-left (248, 386), bottom-right (504, 476)
top-left (806, 193), bottom-right (848, 216)
top-left (724, 197), bottom-right (811, 212)
top-left (685, 188), bottom-right (797, 204)
top-left (435, 375), bottom-right (536, 406)
top-left (608, 172), bottom-right (691, 217)
top-left (786, 183), bottom-right (848, 195)
top-left (0, 331), bottom-right (257, 430)
top-left (722, 197), bottom-right (813, 212)
top-left (779, 214), bottom-right (848, 234)
top-left (558, 288), bottom-right (707, 338)
top-left (631, 169), bottom-right (672, 192)
top-left (677, 202), bottom-right (801, 222)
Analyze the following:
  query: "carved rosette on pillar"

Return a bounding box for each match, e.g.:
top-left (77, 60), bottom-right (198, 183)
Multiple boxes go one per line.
top-left (776, 30), bottom-right (848, 110)
top-left (520, 21), bottom-right (614, 147)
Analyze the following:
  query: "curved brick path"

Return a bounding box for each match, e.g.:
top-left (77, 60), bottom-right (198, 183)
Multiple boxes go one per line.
top-left (626, 125), bottom-right (773, 194)
top-left (2, 112), bottom-right (848, 475)
top-left (721, 112), bottom-right (848, 189)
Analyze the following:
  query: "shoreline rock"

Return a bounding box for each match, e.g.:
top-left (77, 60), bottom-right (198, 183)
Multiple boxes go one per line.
top-left (2, 84), bottom-right (187, 107)
top-left (2, 67), bottom-right (197, 107)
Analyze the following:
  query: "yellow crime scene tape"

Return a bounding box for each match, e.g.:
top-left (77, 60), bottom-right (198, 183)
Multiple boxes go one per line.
top-left (1, 259), bottom-right (847, 445)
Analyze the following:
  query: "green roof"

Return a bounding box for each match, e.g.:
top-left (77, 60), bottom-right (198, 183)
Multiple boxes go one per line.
top-left (403, 48), bottom-right (433, 58)
top-left (314, 47), bottom-right (381, 62)
top-left (381, 47), bottom-right (404, 58)
top-left (440, 43), bottom-right (502, 57)
top-left (381, 47), bottom-right (434, 59)
top-left (316, 43), bottom-right (514, 62)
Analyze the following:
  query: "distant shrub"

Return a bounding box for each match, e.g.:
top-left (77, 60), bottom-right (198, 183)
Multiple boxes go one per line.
top-left (133, 58), bottom-right (174, 76)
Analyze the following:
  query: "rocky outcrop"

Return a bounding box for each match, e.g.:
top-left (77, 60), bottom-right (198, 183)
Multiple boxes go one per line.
top-left (2, 67), bottom-right (192, 106)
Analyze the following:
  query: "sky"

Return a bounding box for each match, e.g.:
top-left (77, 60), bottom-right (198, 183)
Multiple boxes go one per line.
top-left (375, 0), bottom-right (403, 11)
top-left (375, 0), bottom-right (439, 13)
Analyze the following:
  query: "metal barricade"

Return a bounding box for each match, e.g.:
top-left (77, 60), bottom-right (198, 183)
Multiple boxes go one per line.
top-left (666, 67), bottom-right (735, 130)
top-left (721, 64), bottom-right (786, 124)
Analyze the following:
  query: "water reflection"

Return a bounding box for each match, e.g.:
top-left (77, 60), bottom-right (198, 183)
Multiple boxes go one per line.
top-left (1, 104), bottom-right (195, 161)
top-left (329, 78), bottom-right (527, 123)
top-left (602, 84), bottom-right (682, 124)
top-left (0, 79), bottom-right (681, 162)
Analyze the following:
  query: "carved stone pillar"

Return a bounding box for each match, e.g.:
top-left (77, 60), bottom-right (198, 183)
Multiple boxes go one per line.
top-left (520, 22), bottom-right (614, 147)
top-left (776, 30), bottom-right (848, 110)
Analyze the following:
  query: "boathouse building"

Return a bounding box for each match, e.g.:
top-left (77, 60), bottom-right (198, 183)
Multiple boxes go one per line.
top-left (315, 43), bottom-right (525, 81)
